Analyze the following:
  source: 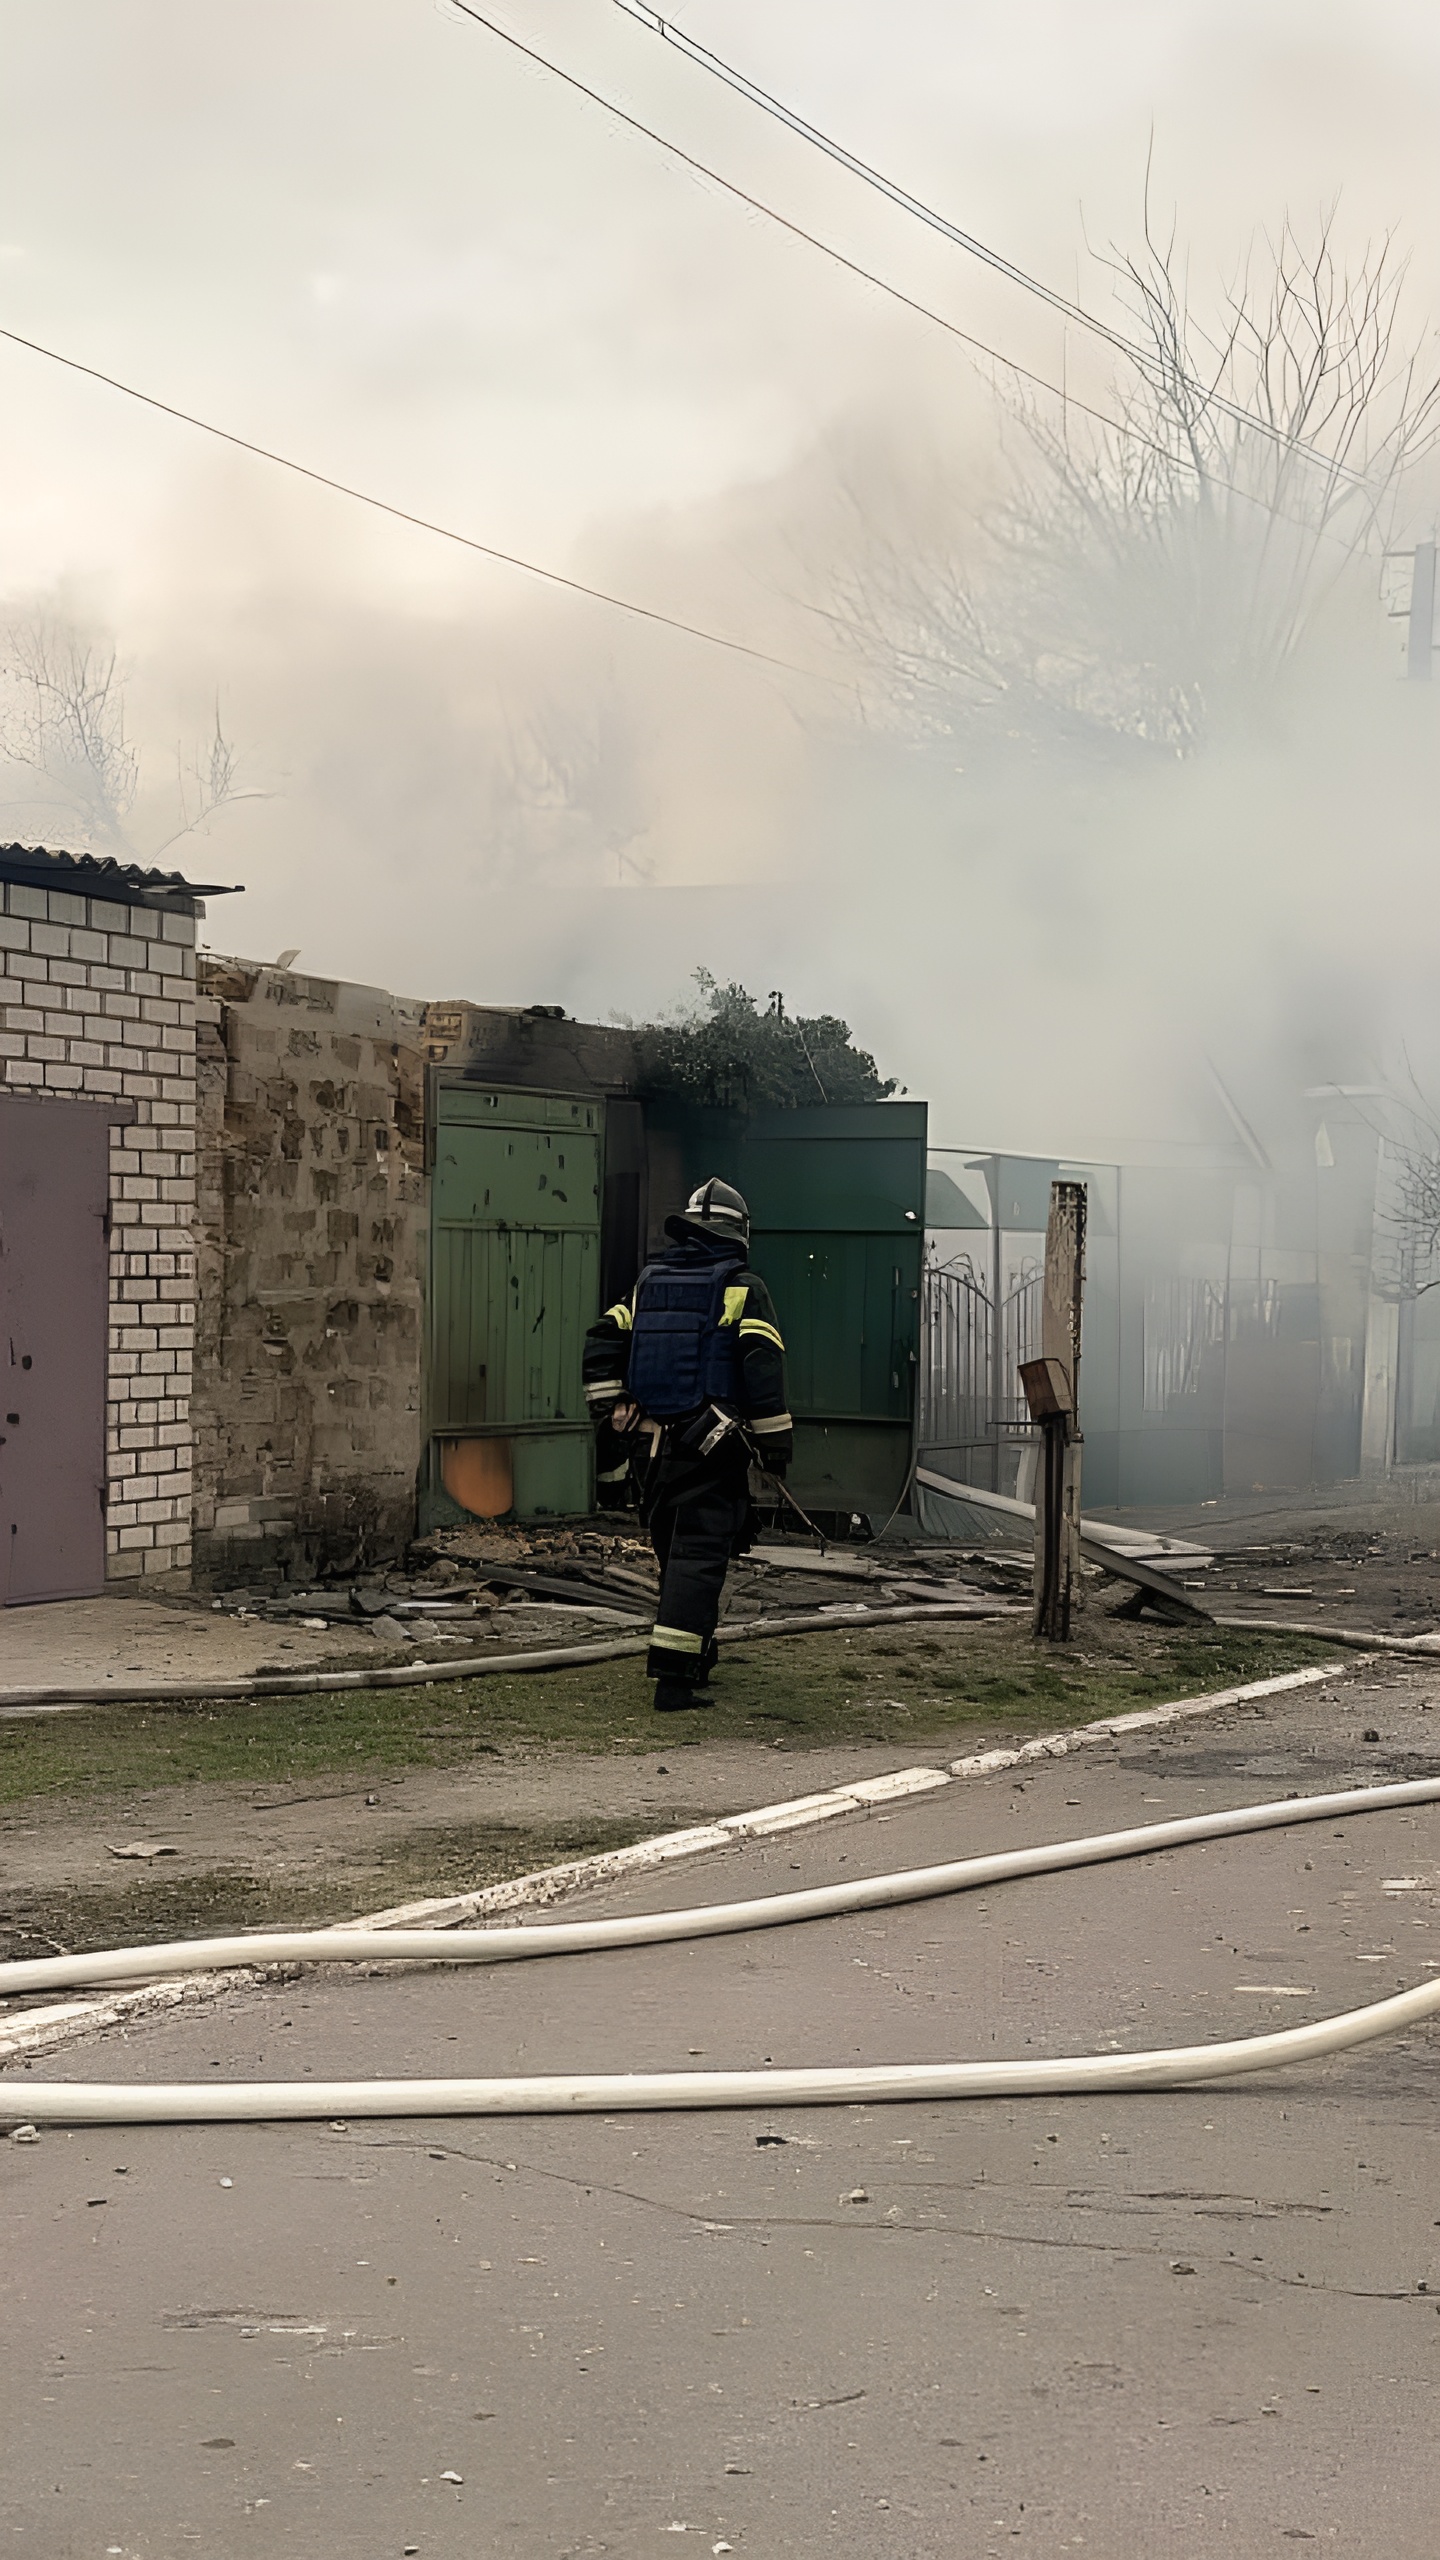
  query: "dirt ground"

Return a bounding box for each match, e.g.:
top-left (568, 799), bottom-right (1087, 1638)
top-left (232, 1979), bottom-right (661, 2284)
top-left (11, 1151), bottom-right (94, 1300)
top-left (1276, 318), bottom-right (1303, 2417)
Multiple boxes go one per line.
top-left (5, 1481), bottom-right (1439, 1967)
top-left (0, 1612), bottom-right (1327, 1962)
top-left (10, 1493), bottom-right (1438, 1705)
top-left (1107, 1486), bottom-right (1440, 1628)
top-left (0, 1589), bottom-right (645, 1694)
top-left (0, 1593), bottom-right (391, 1689)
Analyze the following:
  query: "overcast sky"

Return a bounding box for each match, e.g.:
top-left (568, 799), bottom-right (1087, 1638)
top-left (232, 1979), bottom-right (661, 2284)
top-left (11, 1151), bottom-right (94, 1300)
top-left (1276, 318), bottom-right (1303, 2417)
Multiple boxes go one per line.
top-left (3, 0), bottom-right (1439, 1148)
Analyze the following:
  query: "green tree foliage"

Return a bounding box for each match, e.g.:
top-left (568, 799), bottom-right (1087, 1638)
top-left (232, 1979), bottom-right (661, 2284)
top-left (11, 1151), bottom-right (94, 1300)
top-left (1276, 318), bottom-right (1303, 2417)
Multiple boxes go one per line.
top-left (635, 971), bottom-right (896, 1112)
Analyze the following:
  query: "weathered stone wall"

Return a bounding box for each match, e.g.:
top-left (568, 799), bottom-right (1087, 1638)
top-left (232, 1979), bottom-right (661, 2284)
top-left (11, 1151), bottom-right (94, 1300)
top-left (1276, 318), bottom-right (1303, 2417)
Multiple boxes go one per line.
top-left (192, 958), bottom-right (428, 1582)
top-left (1, 867), bottom-right (197, 1583)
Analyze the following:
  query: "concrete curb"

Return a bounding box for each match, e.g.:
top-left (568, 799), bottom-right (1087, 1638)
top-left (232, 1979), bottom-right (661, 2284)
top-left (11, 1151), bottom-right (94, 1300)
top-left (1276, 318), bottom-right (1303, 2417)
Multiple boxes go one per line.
top-left (0, 1659), bottom-right (1349, 2071)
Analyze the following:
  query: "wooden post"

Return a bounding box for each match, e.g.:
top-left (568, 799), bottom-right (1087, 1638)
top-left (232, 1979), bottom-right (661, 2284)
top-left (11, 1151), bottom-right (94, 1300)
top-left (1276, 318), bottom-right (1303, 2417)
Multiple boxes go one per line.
top-left (1020, 1179), bottom-right (1086, 1641)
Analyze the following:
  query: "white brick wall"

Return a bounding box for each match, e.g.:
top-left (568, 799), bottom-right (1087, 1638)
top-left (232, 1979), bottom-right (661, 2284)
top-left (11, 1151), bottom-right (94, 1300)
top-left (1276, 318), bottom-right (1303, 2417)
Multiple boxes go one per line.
top-left (0, 876), bottom-right (197, 1582)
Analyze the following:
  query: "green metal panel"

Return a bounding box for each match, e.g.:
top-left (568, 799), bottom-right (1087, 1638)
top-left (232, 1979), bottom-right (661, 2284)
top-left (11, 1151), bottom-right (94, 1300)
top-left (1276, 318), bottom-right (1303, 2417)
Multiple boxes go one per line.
top-left (429, 1085), bottom-right (603, 1517)
top-left (737, 1104), bottom-right (929, 1237)
top-left (512, 1431), bottom-right (593, 1518)
top-left (430, 1225), bottom-right (598, 1430)
top-left (750, 1233), bottom-right (916, 1422)
top-left (441, 1087), bottom-right (604, 1137)
top-left (786, 1421), bottom-right (912, 1516)
top-left (666, 1101), bottom-right (928, 1517)
top-left (433, 1113), bottom-right (601, 1235)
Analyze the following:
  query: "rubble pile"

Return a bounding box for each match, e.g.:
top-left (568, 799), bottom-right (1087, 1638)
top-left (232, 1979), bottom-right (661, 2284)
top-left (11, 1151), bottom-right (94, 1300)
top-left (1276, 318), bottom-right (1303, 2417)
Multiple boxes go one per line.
top-left (200, 1525), bottom-right (1004, 1661)
top-left (1201, 1525), bottom-right (1440, 1628)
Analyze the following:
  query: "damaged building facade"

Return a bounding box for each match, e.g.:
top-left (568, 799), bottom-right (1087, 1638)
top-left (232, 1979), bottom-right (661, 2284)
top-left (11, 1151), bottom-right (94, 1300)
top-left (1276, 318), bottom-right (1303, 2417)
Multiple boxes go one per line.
top-left (190, 961), bottom-right (927, 1582)
top-left (6, 834), bottom-right (1432, 1611)
top-left (192, 960), bottom-right (431, 1578)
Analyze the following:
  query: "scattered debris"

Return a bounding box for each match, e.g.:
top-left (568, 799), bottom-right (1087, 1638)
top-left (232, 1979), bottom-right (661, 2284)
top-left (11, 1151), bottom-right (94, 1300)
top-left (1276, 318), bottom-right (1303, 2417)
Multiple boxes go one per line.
top-left (185, 1523), bottom-right (1006, 1671)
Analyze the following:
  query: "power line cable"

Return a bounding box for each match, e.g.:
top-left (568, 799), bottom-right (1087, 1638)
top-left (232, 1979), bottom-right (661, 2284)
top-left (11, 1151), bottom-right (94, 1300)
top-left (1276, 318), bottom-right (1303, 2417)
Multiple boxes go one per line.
top-left (614, 0), bottom-right (1379, 495)
top-left (446, 0), bottom-right (1190, 476)
top-left (445, 5), bottom-right (1368, 550)
top-left (617, 0), bottom-right (1138, 352)
top-left (0, 322), bottom-right (823, 679)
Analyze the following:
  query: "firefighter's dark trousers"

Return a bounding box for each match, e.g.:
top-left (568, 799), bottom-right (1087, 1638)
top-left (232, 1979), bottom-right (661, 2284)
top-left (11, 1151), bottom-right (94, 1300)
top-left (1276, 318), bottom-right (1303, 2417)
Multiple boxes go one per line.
top-left (641, 1448), bottom-right (752, 1687)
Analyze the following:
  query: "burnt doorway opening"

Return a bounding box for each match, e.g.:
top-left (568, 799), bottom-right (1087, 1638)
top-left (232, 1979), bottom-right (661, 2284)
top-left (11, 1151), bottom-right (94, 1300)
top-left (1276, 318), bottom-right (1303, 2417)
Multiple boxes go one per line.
top-left (0, 1098), bottom-right (112, 1604)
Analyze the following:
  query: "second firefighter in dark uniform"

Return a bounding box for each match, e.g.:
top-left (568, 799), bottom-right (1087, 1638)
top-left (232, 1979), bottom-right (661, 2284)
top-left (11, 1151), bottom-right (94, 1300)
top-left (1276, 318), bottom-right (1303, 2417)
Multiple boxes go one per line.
top-left (583, 1178), bottom-right (792, 1711)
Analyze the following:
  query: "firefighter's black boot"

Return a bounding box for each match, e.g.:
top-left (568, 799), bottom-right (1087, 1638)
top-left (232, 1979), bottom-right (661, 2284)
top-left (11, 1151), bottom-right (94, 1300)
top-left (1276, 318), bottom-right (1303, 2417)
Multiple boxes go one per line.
top-left (653, 1675), bottom-right (713, 1713)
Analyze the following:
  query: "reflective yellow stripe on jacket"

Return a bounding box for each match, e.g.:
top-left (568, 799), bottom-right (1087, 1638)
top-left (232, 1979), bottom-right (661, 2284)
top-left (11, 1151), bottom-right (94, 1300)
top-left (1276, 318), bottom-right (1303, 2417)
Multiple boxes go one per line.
top-left (739, 1316), bottom-right (784, 1351)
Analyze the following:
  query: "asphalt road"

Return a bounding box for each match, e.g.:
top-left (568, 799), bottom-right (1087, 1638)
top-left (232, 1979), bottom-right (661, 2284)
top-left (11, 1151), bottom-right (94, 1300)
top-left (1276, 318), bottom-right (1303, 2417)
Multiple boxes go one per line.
top-left (4, 1663), bottom-right (1440, 2559)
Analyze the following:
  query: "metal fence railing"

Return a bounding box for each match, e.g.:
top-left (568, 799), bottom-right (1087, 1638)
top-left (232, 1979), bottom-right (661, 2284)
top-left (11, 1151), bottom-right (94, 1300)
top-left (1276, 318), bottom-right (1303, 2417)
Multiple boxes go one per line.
top-left (919, 1249), bottom-right (1042, 1487)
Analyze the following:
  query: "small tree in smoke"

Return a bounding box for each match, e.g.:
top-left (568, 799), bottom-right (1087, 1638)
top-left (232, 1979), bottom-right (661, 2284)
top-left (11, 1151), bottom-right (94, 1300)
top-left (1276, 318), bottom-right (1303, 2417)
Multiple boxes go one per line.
top-left (488, 675), bottom-right (653, 886)
top-left (833, 205), bottom-right (1440, 759)
top-left (1369, 1075), bottom-right (1440, 1305)
top-left (0, 608), bottom-right (263, 860)
top-left (634, 969), bottom-right (896, 1111)
top-left (1391, 1152), bottom-right (1440, 1298)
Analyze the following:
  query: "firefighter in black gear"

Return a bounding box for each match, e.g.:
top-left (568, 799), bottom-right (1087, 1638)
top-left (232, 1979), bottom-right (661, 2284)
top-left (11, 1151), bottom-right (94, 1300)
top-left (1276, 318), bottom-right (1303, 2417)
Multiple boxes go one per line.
top-left (583, 1177), bottom-right (792, 1712)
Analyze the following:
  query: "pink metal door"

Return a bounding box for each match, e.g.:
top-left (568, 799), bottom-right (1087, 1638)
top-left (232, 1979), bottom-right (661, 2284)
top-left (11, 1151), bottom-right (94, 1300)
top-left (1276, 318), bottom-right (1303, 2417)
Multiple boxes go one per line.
top-left (0, 1097), bottom-right (110, 1604)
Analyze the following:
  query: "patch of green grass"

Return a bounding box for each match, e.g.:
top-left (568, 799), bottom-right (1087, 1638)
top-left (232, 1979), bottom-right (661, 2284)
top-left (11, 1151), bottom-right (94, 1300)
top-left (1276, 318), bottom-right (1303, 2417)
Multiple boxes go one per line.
top-left (0, 1816), bottom-right (679, 1959)
top-left (0, 1618), bottom-right (1330, 1812)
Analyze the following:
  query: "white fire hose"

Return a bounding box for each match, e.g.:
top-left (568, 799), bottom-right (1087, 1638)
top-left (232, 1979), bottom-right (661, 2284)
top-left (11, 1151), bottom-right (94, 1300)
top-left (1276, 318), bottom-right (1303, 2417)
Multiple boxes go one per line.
top-left (2, 1777), bottom-right (1437, 2124)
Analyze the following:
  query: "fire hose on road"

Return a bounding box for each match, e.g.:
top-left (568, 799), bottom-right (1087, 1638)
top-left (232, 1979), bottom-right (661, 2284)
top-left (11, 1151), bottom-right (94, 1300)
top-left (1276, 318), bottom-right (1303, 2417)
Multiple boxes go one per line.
top-left (2, 1777), bottom-right (1437, 2124)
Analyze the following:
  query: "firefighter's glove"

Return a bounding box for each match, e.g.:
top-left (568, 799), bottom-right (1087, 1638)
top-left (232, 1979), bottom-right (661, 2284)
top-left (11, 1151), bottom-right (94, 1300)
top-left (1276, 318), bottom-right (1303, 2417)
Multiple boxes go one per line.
top-left (677, 1403), bottom-right (741, 1459)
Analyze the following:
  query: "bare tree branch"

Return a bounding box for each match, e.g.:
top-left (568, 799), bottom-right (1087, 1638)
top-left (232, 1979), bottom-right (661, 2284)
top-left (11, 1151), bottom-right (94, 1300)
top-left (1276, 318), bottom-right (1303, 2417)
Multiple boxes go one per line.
top-left (150, 704), bottom-right (270, 857)
top-left (823, 207), bottom-right (1440, 763)
top-left (0, 616), bottom-right (265, 860)
top-left (0, 616), bottom-right (139, 849)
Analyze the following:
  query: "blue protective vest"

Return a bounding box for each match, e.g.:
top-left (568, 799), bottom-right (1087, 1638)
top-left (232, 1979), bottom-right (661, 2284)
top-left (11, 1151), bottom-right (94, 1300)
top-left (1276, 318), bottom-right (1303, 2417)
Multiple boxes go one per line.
top-left (626, 1244), bottom-right (744, 1422)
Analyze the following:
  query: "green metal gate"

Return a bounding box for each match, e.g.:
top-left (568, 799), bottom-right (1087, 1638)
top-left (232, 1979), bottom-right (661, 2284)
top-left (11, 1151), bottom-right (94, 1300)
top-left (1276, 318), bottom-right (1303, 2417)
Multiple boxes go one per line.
top-left (654, 1100), bottom-right (928, 1520)
top-left (736, 1105), bottom-right (927, 1517)
top-left (429, 1085), bottom-right (602, 1518)
top-left (428, 1087), bottom-right (926, 1526)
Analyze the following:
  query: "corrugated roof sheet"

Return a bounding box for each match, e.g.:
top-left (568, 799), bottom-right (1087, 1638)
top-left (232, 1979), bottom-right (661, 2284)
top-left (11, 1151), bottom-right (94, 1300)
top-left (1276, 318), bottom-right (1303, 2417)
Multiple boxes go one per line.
top-left (0, 842), bottom-right (242, 911)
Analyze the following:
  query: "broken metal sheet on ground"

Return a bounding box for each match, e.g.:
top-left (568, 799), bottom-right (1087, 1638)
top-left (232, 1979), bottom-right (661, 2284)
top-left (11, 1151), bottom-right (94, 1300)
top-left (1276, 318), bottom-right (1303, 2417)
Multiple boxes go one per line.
top-left (749, 1547), bottom-right (896, 1582)
top-left (915, 1467), bottom-right (1212, 1615)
